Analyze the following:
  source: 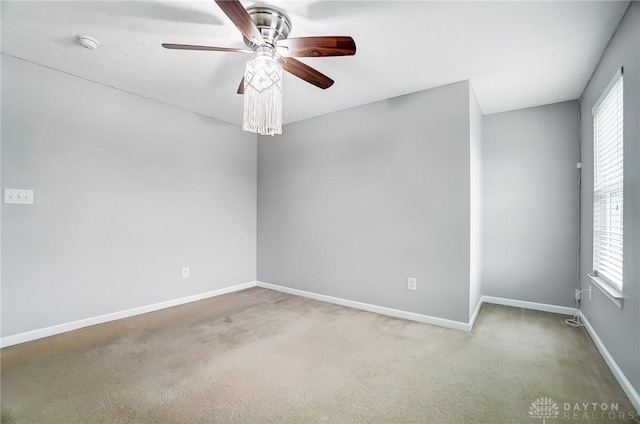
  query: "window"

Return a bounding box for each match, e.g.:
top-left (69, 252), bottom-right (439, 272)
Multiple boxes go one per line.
top-left (592, 69), bottom-right (624, 291)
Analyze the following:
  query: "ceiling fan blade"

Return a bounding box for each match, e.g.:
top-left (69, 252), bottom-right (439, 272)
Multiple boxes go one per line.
top-left (278, 36), bottom-right (356, 57)
top-left (162, 43), bottom-right (252, 53)
top-left (214, 0), bottom-right (265, 45)
top-left (237, 77), bottom-right (245, 95)
top-left (282, 58), bottom-right (334, 89)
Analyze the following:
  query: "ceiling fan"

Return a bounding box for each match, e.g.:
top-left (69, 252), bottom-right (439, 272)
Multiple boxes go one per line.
top-left (161, 0), bottom-right (357, 94)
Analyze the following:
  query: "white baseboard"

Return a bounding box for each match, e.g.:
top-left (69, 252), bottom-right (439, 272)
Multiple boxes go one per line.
top-left (3, 283), bottom-right (574, 348)
top-left (0, 281), bottom-right (258, 348)
top-left (256, 281), bottom-right (473, 332)
top-left (481, 295), bottom-right (576, 316)
top-left (469, 298), bottom-right (483, 328)
top-left (579, 311), bottom-right (640, 414)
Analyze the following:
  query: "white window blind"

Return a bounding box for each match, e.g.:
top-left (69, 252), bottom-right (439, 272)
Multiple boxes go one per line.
top-left (592, 70), bottom-right (624, 290)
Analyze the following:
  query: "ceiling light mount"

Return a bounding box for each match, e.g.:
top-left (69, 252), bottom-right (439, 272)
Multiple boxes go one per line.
top-left (242, 5), bottom-right (291, 49)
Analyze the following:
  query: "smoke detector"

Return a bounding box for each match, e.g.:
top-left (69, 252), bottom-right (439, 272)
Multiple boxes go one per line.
top-left (76, 35), bottom-right (99, 50)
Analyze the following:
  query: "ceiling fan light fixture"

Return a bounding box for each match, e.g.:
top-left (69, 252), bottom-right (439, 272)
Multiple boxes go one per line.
top-left (242, 53), bottom-right (283, 136)
top-left (163, 0), bottom-right (356, 135)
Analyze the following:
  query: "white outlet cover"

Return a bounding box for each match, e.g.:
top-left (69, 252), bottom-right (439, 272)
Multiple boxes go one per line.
top-left (182, 267), bottom-right (189, 278)
top-left (4, 188), bottom-right (34, 204)
top-left (408, 277), bottom-right (417, 291)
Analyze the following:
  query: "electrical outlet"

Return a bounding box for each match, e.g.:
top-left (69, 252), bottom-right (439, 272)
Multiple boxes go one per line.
top-left (407, 277), bottom-right (417, 291)
top-left (182, 267), bottom-right (189, 278)
top-left (575, 287), bottom-right (593, 301)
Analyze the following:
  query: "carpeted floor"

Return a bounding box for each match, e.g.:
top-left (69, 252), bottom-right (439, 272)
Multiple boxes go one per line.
top-left (1, 287), bottom-right (637, 423)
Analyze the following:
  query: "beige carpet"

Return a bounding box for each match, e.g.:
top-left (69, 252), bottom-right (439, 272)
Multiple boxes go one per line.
top-left (1, 287), bottom-right (637, 423)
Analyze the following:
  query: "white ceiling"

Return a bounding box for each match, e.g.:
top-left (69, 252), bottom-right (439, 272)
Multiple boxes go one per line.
top-left (1, 1), bottom-right (630, 126)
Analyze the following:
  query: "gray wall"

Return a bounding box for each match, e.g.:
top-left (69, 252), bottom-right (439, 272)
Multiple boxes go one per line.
top-left (469, 84), bottom-right (483, 318)
top-left (1, 55), bottom-right (257, 337)
top-left (579, 2), bottom-right (640, 395)
top-left (482, 101), bottom-right (580, 307)
top-left (258, 81), bottom-right (472, 323)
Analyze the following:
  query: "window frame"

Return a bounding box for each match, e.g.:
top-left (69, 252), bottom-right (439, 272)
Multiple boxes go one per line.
top-left (591, 68), bottom-right (624, 293)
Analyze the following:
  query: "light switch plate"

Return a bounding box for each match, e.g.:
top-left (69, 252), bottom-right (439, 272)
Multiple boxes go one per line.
top-left (4, 189), bottom-right (34, 204)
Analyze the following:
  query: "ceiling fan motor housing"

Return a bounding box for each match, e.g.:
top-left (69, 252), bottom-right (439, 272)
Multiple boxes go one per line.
top-left (243, 5), bottom-right (292, 49)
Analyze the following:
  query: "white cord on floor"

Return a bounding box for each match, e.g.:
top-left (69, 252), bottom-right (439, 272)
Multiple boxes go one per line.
top-left (564, 292), bottom-right (587, 328)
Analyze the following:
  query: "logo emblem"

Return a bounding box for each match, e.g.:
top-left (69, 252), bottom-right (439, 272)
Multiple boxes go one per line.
top-left (529, 397), bottom-right (559, 423)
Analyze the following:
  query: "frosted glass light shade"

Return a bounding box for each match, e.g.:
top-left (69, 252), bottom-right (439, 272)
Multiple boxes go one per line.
top-left (242, 56), bottom-right (283, 136)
